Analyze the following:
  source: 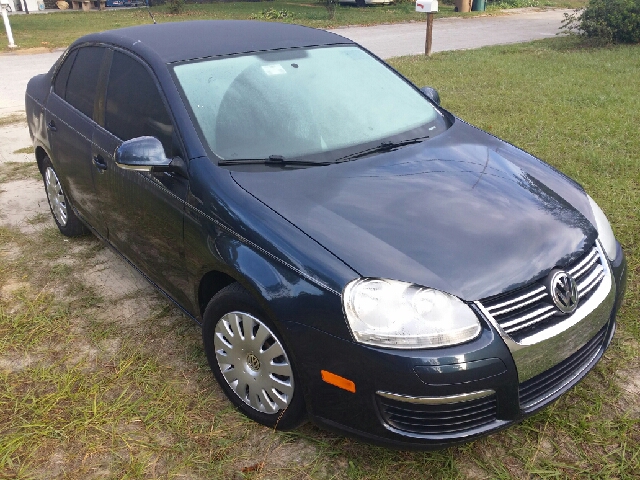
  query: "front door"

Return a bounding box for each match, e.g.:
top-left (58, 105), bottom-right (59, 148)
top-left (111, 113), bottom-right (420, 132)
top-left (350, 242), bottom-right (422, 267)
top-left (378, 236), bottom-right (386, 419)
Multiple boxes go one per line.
top-left (91, 49), bottom-right (191, 307)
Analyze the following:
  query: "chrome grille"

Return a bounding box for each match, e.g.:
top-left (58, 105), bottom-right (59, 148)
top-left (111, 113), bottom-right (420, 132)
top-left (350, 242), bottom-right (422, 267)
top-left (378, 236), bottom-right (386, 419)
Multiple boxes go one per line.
top-left (479, 243), bottom-right (605, 343)
top-left (519, 325), bottom-right (606, 410)
top-left (377, 395), bottom-right (497, 436)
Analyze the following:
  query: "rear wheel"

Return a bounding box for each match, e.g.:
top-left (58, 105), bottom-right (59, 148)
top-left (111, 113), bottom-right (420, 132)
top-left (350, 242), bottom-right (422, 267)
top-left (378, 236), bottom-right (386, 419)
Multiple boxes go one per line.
top-left (202, 283), bottom-right (305, 430)
top-left (356, 0), bottom-right (366, 6)
top-left (42, 156), bottom-right (87, 237)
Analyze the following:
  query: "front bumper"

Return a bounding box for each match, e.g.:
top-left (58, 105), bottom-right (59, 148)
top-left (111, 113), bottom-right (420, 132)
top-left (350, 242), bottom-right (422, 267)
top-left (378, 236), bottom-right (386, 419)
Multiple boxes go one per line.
top-left (282, 246), bottom-right (627, 449)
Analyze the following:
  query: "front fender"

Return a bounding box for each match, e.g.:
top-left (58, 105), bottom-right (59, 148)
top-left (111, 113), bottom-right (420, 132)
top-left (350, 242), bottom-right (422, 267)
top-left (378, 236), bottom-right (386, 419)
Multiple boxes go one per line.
top-left (208, 232), bottom-right (351, 342)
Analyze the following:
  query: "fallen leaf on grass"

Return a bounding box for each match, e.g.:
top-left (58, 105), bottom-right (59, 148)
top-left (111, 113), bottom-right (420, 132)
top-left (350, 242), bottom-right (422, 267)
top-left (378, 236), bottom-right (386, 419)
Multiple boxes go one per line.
top-left (241, 462), bottom-right (265, 473)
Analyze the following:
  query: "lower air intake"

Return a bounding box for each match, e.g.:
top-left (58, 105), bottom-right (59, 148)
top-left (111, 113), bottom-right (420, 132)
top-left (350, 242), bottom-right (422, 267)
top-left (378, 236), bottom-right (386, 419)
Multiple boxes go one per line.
top-left (377, 394), bottom-right (498, 436)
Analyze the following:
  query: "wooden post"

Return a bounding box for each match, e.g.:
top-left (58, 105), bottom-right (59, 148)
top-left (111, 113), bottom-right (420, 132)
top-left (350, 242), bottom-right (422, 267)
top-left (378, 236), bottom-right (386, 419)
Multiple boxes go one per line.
top-left (418, 0), bottom-right (437, 55)
top-left (425, 12), bottom-right (434, 56)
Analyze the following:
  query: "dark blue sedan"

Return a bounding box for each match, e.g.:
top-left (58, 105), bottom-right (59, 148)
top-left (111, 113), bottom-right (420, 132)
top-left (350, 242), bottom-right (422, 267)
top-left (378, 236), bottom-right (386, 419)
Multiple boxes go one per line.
top-left (25, 20), bottom-right (627, 449)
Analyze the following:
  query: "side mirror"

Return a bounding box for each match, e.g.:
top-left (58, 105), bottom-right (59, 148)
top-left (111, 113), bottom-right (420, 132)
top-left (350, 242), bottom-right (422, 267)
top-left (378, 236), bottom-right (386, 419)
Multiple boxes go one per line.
top-left (420, 86), bottom-right (441, 106)
top-left (115, 136), bottom-right (172, 172)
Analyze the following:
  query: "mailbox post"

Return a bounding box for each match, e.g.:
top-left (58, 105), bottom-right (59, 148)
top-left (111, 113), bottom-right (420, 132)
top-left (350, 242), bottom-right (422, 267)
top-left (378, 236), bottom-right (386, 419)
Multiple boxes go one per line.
top-left (416, 0), bottom-right (438, 56)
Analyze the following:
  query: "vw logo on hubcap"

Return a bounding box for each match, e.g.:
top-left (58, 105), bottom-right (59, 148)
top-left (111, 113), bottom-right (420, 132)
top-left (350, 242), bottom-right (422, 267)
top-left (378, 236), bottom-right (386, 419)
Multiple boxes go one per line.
top-left (549, 270), bottom-right (579, 314)
top-left (246, 353), bottom-right (261, 372)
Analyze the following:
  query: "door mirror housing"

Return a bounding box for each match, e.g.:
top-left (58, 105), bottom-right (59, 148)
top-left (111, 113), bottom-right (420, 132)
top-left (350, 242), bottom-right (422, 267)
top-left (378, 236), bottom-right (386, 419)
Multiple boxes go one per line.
top-left (115, 136), bottom-right (172, 172)
top-left (420, 86), bottom-right (441, 106)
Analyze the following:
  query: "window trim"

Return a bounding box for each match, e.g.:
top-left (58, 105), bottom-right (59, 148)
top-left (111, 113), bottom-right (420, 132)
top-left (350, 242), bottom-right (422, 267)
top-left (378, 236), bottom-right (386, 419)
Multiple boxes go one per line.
top-left (94, 48), bottom-right (113, 128)
top-left (101, 46), bottom-right (186, 161)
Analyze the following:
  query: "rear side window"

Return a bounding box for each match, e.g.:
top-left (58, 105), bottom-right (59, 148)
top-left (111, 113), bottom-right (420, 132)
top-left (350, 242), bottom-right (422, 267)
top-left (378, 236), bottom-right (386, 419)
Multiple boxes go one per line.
top-left (53, 49), bottom-right (78, 99)
top-left (65, 46), bottom-right (106, 119)
top-left (105, 51), bottom-right (173, 157)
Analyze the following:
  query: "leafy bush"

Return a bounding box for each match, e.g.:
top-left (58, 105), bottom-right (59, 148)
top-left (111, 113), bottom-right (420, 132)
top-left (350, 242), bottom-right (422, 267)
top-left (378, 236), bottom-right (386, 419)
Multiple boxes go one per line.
top-left (167, 0), bottom-right (185, 13)
top-left (249, 7), bottom-right (294, 19)
top-left (487, 0), bottom-right (539, 8)
top-left (561, 0), bottom-right (640, 44)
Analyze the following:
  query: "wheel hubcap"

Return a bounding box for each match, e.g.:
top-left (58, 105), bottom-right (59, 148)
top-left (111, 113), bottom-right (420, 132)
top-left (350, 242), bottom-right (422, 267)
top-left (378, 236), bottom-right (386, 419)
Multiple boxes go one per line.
top-left (44, 166), bottom-right (68, 226)
top-left (246, 353), bottom-right (261, 372)
top-left (213, 312), bottom-right (294, 414)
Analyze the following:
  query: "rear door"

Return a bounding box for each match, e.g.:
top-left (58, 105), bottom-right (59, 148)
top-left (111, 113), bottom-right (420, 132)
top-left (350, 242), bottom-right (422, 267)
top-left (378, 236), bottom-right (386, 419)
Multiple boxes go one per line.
top-left (92, 49), bottom-right (191, 307)
top-left (45, 46), bottom-right (108, 235)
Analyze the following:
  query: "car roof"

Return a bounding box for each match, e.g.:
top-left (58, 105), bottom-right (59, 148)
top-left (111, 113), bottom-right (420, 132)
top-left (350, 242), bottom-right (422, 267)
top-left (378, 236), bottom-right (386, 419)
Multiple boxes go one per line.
top-left (74, 20), bottom-right (354, 64)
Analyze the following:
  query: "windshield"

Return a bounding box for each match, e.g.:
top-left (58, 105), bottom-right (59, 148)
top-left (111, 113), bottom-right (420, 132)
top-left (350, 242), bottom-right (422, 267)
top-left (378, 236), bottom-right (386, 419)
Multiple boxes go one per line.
top-left (173, 45), bottom-right (448, 163)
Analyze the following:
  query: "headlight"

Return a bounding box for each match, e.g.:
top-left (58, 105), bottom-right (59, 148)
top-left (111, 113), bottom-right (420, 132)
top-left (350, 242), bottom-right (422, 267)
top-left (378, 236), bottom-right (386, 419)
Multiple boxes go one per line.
top-left (587, 194), bottom-right (618, 262)
top-left (343, 278), bottom-right (481, 349)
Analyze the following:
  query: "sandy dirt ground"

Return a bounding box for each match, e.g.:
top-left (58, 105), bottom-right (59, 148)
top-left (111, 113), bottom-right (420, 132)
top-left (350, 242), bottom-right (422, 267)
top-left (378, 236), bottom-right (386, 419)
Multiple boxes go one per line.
top-left (0, 122), bottom-right (49, 232)
top-left (0, 120), bottom-right (155, 319)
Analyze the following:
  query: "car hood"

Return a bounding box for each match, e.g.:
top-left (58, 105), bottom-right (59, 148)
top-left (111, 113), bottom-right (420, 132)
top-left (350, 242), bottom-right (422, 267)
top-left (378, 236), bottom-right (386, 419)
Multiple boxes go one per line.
top-left (230, 120), bottom-right (597, 300)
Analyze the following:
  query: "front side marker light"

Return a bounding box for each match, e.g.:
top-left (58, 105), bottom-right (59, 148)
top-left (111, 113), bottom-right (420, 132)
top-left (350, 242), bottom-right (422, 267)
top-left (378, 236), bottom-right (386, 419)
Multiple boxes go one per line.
top-left (321, 370), bottom-right (356, 393)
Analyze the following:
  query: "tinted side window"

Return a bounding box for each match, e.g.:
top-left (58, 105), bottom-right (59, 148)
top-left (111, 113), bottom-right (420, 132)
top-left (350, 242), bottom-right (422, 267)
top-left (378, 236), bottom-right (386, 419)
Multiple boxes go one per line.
top-left (53, 49), bottom-right (78, 99)
top-left (105, 51), bottom-right (173, 156)
top-left (65, 46), bottom-right (105, 119)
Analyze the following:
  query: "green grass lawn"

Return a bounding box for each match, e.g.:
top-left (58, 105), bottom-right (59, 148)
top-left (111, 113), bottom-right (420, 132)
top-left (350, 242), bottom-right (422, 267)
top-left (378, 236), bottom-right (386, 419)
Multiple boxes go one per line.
top-left (0, 36), bottom-right (637, 479)
top-left (1, 0), bottom-right (587, 51)
top-left (1, 1), bottom-right (455, 50)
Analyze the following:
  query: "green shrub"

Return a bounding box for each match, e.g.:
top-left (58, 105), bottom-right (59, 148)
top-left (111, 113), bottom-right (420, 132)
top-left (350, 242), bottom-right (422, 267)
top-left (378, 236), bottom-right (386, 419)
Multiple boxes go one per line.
top-left (488, 0), bottom-right (539, 8)
top-left (167, 0), bottom-right (185, 13)
top-left (561, 0), bottom-right (640, 44)
top-left (249, 7), bottom-right (294, 19)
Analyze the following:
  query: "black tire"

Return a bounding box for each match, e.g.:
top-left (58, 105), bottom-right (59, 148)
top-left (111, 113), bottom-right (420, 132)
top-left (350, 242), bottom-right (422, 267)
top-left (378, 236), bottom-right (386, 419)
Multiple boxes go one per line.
top-left (41, 156), bottom-right (88, 237)
top-left (202, 283), bottom-right (305, 430)
top-left (355, 0), bottom-right (366, 6)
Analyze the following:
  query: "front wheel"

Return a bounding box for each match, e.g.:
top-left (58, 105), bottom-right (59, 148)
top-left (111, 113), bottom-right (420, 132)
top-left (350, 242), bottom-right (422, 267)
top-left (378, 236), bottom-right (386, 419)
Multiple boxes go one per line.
top-left (202, 283), bottom-right (305, 430)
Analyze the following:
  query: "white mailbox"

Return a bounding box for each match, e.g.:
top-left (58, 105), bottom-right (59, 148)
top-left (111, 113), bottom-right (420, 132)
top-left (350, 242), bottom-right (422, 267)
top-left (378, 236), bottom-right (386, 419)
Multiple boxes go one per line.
top-left (416, 0), bottom-right (438, 12)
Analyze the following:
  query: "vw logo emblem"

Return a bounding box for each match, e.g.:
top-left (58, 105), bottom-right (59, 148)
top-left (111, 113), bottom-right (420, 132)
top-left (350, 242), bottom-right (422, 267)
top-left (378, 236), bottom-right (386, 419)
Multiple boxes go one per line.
top-left (246, 353), bottom-right (261, 372)
top-left (549, 270), bottom-right (579, 314)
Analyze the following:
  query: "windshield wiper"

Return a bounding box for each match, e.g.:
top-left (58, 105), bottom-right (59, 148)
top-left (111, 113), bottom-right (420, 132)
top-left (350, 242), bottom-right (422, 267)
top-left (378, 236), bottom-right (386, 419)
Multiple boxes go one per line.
top-left (218, 137), bottom-right (429, 167)
top-left (218, 155), bottom-right (331, 167)
top-left (334, 136), bottom-right (430, 164)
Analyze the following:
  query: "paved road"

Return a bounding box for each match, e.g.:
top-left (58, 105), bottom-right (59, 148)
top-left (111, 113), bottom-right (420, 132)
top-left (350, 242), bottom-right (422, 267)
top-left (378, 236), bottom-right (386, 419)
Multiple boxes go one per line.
top-left (329, 8), bottom-right (570, 58)
top-left (0, 8), bottom-right (570, 116)
top-left (0, 50), bottom-right (63, 116)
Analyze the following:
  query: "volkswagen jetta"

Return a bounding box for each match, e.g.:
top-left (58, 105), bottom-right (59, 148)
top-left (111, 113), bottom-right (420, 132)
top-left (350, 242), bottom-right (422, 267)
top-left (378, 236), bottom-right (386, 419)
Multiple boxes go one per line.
top-left (25, 20), bottom-right (627, 449)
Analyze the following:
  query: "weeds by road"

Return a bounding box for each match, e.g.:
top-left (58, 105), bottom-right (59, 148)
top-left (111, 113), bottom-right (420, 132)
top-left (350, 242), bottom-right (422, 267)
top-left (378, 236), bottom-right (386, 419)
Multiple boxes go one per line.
top-left (0, 115), bottom-right (26, 127)
top-left (0, 36), bottom-right (638, 478)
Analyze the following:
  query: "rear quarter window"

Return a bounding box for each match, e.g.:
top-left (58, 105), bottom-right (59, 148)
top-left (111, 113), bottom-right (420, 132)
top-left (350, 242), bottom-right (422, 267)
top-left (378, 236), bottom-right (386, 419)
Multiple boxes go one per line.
top-left (53, 49), bottom-right (78, 99)
top-left (65, 46), bottom-right (106, 119)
